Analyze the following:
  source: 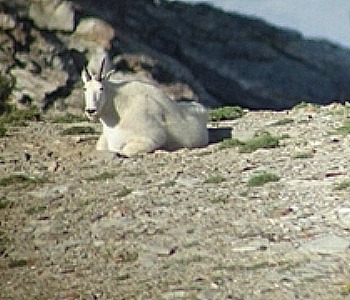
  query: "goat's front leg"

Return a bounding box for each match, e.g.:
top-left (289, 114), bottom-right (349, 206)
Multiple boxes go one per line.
top-left (121, 137), bottom-right (159, 157)
top-left (96, 134), bottom-right (108, 151)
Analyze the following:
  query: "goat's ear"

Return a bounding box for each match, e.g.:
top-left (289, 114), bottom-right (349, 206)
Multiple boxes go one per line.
top-left (105, 69), bottom-right (115, 80)
top-left (82, 66), bottom-right (92, 83)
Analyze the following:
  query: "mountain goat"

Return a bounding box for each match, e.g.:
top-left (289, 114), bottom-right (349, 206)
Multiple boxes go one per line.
top-left (82, 59), bottom-right (209, 157)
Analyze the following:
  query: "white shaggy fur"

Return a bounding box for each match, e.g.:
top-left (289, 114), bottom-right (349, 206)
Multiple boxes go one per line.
top-left (82, 61), bottom-right (209, 157)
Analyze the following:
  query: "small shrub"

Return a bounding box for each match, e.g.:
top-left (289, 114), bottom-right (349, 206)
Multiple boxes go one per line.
top-left (60, 126), bottom-right (96, 136)
top-left (209, 106), bottom-right (245, 122)
top-left (248, 172), bottom-right (280, 187)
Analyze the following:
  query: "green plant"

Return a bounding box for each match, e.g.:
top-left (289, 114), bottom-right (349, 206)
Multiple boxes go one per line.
top-left (0, 123), bottom-right (6, 137)
top-left (116, 187), bottom-right (133, 198)
top-left (334, 180), bottom-right (350, 191)
top-left (270, 118), bottom-right (294, 126)
top-left (8, 259), bottom-right (28, 268)
top-left (0, 105), bottom-right (40, 126)
top-left (342, 282), bottom-right (350, 296)
top-left (239, 131), bottom-right (280, 153)
top-left (293, 151), bottom-right (313, 159)
top-left (248, 172), bottom-right (280, 187)
top-left (51, 113), bottom-right (87, 123)
top-left (204, 174), bottom-right (225, 184)
top-left (0, 199), bottom-right (11, 209)
top-left (0, 174), bottom-right (45, 187)
top-left (218, 138), bottom-right (243, 150)
top-left (60, 126), bottom-right (96, 136)
top-left (334, 119), bottom-right (350, 135)
top-left (25, 205), bottom-right (46, 215)
top-left (209, 106), bottom-right (245, 122)
top-left (86, 171), bottom-right (117, 181)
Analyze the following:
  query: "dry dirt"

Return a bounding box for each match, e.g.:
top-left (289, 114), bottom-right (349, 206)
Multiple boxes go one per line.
top-left (1, 104), bottom-right (350, 300)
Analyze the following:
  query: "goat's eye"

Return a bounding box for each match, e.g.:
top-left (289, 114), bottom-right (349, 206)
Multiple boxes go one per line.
top-left (99, 87), bottom-right (104, 91)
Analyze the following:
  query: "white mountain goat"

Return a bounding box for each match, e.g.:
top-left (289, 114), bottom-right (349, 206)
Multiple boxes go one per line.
top-left (82, 59), bottom-right (209, 157)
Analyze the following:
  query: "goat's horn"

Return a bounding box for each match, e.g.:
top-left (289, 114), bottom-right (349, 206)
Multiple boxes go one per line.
top-left (97, 58), bottom-right (106, 81)
top-left (83, 65), bottom-right (92, 81)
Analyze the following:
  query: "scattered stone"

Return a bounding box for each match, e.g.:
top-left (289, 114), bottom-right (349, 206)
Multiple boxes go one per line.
top-left (336, 208), bottom-right (350, 229)
top-left (299, 234), bottom-right (350, 254)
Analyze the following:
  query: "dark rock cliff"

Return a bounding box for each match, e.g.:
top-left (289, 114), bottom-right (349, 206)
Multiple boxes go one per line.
top-left (1, 0), bottom-right (350, 111)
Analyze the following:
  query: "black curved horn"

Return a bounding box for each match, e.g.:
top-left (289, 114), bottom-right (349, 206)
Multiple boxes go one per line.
top-left (97, 58), bottom-right (106, 81)
top-left (83, 65), bottom-right (92, 81)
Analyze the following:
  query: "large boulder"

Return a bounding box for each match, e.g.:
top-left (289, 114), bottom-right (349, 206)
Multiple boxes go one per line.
top-left (29, 0), bottom-right (75, 32)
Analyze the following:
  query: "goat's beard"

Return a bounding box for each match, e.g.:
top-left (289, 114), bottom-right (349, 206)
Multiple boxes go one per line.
top-left (85, 112), bottom-right (100, 122)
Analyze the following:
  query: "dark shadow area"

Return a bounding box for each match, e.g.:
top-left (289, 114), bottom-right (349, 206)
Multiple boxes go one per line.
top-left (208, 127), bottom-right (232, 144)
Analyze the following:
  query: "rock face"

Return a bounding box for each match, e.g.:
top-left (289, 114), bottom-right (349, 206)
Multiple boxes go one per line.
top-left (2, 0), bottom-right (350, 112)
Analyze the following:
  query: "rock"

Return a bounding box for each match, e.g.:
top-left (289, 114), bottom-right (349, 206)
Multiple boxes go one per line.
top-left (29, 0), bottom-right (75, 32)
top-left (71, 18), bottom-right (115, 51)
top-left (0, 12), bottom-right (16, 30)
top-left (299, 234), bottom-right (350, 254)
top-left (336, 208), bottom-right (350, 229)
top-left (10, 67), bottom-right (68, 106)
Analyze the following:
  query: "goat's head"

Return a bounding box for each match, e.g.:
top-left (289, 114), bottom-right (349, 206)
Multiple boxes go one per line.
top-left (82, 59), bottom-right (107, 121)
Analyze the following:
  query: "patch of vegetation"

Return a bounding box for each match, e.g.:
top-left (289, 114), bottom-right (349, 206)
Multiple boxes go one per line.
top-left (204, 174), bottom-right (226, 184)
top-left (8, 259), bottom-right (28, 268)
top-left (219, 132), bottom-right (281, 153)
top-left (240, 131), bottom-right (280, 153)
top-left (248, 172), bottom-right (280, 187)
top-left (25, 205), bottom-right (46, 215)
top-left (209, 106), bottom-right (245, 122)
top-left (269, 118), bottom-right (294, 126)
top-left (334, 119), bottom-right (350, 135)
top-left (342, 282), bottom-right (350, 296)
top-left (0, 104), bottom-right (40, 126)
top-left (218, 138), bottom-right (243, 150)
top-left (0, 231), bottom-right (11, 255)
top-left (86, 171), bottom-right (117, 181)
top-left (293, 151), bottom-right (314, 159)
top-left (60, 126), bottom-right (96, 136)
top-left (210, 196), bottom-right (228, 204)
top-left (116, 187), bottom-right (133, 198)
top-left (158, 180), bottom-right (176, 188)
top-left (0, 123), bottom-right (6, 137)
top-left (293, 102), bottom-right (320, 110)
top-left (51, 113), bottom-right (86, 123)
top-left (0, 174), bottom-right (47, 187)
top-left (334, 180), bottom-right (350, 191)
top-left (0, 198), bottom-right (11, 209)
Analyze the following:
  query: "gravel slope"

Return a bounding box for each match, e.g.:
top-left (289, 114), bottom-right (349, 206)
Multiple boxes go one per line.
top-left (1, 104), bottom-right (350, 300)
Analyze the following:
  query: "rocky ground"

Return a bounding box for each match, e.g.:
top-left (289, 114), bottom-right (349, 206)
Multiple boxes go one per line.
top-left (1, 103), bottom-right (350, 299)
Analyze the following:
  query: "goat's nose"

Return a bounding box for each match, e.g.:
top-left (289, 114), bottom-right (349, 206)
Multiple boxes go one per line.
top-left (86, 109), bottom-right (97, 114)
